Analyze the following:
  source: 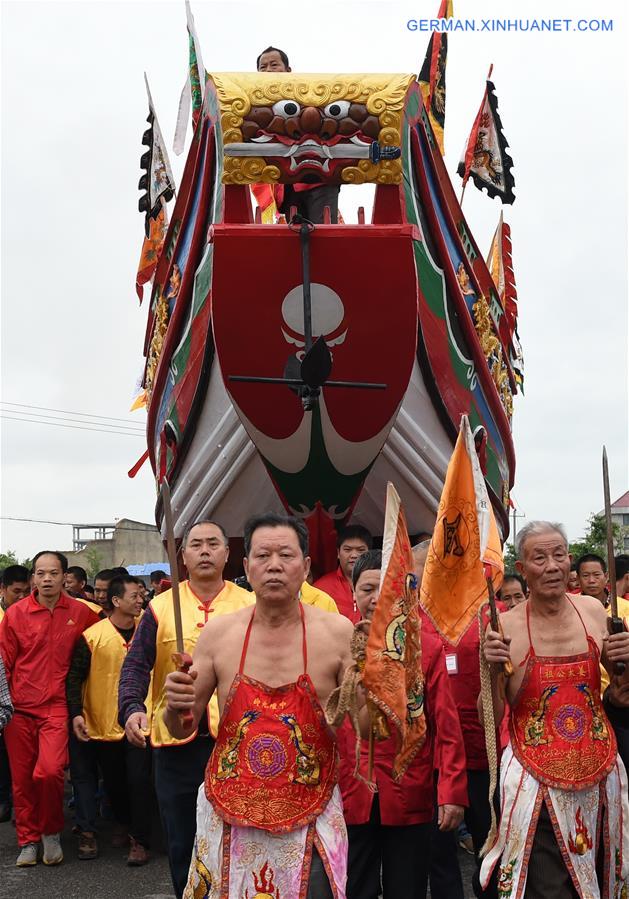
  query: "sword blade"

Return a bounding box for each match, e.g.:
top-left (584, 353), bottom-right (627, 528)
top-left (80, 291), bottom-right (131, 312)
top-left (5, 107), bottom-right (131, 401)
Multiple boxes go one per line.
top-left (602, 446), bottom-right (618, 618)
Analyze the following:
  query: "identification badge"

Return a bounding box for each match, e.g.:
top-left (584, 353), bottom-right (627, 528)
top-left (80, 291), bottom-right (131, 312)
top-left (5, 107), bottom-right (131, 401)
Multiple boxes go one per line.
top-left (445, 653), bottom-right (458, 675)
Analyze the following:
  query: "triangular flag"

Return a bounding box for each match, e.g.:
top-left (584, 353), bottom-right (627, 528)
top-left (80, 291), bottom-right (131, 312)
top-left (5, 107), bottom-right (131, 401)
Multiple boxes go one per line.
top-left (173, 1), bottom-right (206, 155)
top-left (418, 0), bottom-right (453, 154)
top-left (457, 67), bottom-right (515, 204)
top-left (362, 483), bottom-right (426, 782)
top-left (421, 415), bottom-right (504, 644)
top-left (138, 74), bottom-right (175, 237)
top-left (136, 75), bottom-right (175, 302)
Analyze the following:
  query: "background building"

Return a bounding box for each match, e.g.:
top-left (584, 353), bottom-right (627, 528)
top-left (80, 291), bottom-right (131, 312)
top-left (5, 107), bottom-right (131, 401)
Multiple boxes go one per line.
top-left (609, 491), bottom-right (629, 552)
top-left (63, 518), bottom-right (168, 573)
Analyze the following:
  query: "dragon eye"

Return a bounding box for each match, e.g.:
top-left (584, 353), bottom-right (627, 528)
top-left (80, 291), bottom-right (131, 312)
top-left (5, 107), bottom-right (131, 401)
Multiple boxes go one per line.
top-left (271, 100), bottom-right (301, 118)
top-left (323, 100), bottom-right (351, 119)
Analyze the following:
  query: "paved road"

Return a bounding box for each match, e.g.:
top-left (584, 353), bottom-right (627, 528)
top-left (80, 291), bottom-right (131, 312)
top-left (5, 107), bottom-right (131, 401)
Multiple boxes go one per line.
top-left (0, 802), bottom-right (477, 899)
top-left (0, 808), bottom-right (175, 899)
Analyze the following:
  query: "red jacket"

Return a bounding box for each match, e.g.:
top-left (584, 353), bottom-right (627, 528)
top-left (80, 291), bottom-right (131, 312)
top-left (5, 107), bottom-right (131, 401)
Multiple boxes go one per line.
top-left (0, 592), bottom-right (99, 716)
top-left (313, 568), bottom-right (360, 623)
top-left (421, 607), bottom-right (505, 770)
top-left (338, 627), bottom-right (468, 825)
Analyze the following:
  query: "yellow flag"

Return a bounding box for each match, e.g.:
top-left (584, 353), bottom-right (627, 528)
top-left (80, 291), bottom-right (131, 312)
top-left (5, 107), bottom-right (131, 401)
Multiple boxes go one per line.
top-left (421, 415), bottom-right (503, 644)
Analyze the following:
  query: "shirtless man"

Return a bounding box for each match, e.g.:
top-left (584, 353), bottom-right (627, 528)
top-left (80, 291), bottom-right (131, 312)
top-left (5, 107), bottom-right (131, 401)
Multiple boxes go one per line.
top-left (480, 521), bottom-right (629, 899)
top-left (164, 512), bottom-right (361, 898)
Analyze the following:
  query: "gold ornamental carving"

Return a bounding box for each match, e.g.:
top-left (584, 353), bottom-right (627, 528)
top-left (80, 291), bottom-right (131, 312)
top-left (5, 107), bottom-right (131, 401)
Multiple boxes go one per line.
top-left (145, 288), bottom-right (169, 397)
top-left (209, 72), bottom-right (414, 186)
top-left (472, 295), bottom-right (514, 419)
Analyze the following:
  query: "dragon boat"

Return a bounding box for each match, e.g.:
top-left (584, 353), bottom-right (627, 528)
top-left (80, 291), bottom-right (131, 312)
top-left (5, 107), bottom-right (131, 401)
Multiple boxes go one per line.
top-left (140, 72), bottom-right (521, 565)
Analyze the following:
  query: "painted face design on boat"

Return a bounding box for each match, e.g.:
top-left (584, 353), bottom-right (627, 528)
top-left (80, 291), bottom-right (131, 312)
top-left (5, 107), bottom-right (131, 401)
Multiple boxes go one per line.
top-left (213, 73), bottom-right (413, 186)
top-left (237, 99), bottom-right (381, 182)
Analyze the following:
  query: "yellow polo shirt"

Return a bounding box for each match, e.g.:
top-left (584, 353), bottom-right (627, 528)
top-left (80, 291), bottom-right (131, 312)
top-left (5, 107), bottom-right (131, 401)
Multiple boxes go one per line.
top-left (299, 581), bottom-right (339, 613)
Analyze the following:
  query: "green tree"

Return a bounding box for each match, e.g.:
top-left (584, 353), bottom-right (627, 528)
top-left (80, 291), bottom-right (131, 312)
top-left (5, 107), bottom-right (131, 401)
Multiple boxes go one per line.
top-left (503, 542), bottom-right (517, 572)
top-left (0, 550), bottom-right (32, 570)
top-left (83, 547), bottom-right (104, 580)
top-left (569, 513), bottom-right (625, 563)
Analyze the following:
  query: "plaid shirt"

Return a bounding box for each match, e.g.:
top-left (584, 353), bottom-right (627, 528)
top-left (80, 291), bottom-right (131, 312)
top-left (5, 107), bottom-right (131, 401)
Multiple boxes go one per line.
top-left (0, 655), bottom-right (13, 730)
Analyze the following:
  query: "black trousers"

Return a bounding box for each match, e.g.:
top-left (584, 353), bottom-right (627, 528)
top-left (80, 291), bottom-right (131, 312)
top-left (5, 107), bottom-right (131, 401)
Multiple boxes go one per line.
top-left (68, 732), bottom-right (99, 833)
top-left (280, 184), bottom-right (340, 224)
top-left (603, 697), bottom-right (629, 778)
top-left (93, 739), bottom-right (154, 848)
top-left (524, 803), bottom-right (579, 898)
top-left (153, 736), bottom-right (213, 899)
top-left (429, 768), bottom-right (499, 899)
top-left (347, 796), bottom-right (431, 899)
top-left (428, 822), bottom-right (464, 899)
top-left (307, 849), bottom-right (334, 899)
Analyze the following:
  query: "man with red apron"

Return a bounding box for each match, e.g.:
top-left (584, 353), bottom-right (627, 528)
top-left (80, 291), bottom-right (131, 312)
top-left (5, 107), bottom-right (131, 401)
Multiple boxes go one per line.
top-left (481, 522), bottom-right (629, 899)
top-left (163, 512), bottom-right (360, 899)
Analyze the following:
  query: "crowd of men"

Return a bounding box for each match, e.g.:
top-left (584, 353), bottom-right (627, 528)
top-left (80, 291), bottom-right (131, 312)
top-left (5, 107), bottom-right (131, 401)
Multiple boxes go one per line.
top-left (1, 518), bottom-right (629, 898)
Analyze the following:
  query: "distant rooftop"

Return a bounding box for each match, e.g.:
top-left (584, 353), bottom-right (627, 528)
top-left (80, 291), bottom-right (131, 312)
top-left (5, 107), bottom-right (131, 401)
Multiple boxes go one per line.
top-left (612, 490), bottom-right (629, 510)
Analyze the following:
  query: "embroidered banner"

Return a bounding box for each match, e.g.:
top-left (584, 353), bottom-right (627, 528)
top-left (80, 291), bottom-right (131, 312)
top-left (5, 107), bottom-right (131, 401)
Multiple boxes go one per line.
top-left (418, 0), bottom-right (453, 154)
top-left (457, 68), bottom-right (516, 203)
top-left (362, 482), bottom-right (426, 781)
top-left (421, 415), bottom-right (504, 644)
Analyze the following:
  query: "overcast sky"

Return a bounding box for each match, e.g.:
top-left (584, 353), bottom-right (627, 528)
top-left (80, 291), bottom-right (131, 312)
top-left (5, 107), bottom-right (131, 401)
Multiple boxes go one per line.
top-left (1, 0), bottom-right (627, 560)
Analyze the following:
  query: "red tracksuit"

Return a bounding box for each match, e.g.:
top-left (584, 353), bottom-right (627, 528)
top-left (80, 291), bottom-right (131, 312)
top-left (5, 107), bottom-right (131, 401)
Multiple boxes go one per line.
top-left (338, 628), bottom-right (468, 824)
top-left (313, 567), bottom-right (360, 623)
top-left (0, 592), bottom-right (98, 845)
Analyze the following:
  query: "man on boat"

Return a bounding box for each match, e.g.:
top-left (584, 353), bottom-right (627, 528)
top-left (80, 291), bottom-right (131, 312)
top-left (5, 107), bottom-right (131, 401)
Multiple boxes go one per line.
top-left (164, 512), bottom-right (361, 898)
top-left (118, 520), bottom-right (253, 898)
top-left (255, 46), bottom-right (341, 224)
top-left (314, 525), bottom-right (373, 623)
top-left (481, 521), bottom-right (629, 898)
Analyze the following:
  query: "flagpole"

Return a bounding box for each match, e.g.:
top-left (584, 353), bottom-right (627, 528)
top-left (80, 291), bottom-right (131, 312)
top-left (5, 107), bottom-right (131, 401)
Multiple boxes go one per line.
top-left (486, 575), bottom-right (513, 681)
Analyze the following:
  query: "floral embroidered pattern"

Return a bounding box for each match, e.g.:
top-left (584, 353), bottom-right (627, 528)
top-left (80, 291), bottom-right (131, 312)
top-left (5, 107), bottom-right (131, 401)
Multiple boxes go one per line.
top-left (497, 857), bottom-right (517, 897)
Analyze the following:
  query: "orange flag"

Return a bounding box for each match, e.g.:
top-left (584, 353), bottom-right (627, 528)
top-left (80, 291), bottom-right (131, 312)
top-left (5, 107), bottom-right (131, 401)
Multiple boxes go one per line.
top-left (136, 201), bottom-right (167, 302)
top-left (421, 415), bottom-right (504, 644)
top-left (362, 483), bottom-right (426, 782)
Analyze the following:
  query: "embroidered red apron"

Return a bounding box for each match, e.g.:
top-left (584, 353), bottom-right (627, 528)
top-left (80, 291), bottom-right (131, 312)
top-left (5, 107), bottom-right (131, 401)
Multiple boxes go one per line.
top-left (205, 604), bottom-right (338, 833)
top-left (510, 598), bottom-right (617, 790)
